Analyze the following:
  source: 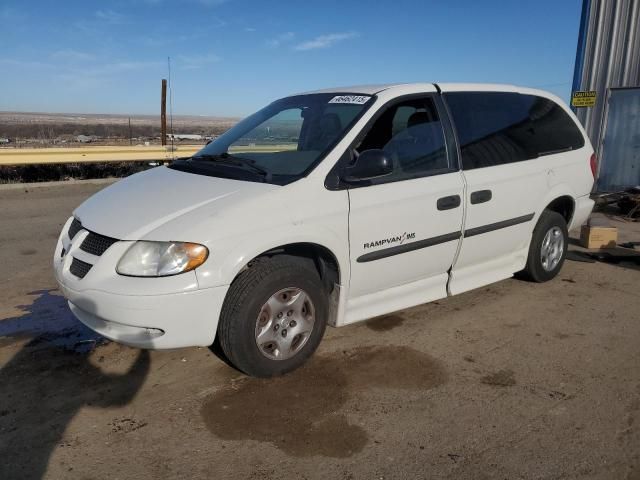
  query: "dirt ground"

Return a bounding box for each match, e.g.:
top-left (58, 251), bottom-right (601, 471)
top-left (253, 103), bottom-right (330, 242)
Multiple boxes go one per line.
top-left (0, 182), bottom-right (639, 480)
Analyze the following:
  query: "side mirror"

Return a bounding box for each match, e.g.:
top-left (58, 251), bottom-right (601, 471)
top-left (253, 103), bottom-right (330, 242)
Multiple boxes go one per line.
top-left (342, 149), bottom-right (393, 183)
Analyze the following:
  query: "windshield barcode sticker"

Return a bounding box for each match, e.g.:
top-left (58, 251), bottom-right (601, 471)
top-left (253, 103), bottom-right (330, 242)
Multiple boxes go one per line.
top-left (328, 95), bottom-right (371, 105)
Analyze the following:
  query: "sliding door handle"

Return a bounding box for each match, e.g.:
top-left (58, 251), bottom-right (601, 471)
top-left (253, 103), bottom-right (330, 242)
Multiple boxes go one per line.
top-left (437, 195), bottom-right (461, 211)
top-left (470, 189), bottom-right (492, 204)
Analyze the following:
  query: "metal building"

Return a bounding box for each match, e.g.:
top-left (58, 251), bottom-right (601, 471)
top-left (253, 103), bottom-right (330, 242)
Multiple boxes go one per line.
top-left (572, 0), bottom-right (640, 192)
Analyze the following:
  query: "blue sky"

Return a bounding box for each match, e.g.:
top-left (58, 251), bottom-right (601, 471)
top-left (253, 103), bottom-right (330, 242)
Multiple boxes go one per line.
top-left (0, 0), bottom-right (582, 117)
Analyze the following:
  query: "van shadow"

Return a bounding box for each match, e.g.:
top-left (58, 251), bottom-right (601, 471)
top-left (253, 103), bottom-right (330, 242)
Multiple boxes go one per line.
top-left (0, 290), bottom-right (150, 480)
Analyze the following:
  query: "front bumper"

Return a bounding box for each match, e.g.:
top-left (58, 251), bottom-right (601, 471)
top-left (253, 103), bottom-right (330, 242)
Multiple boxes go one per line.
top-left (53, 217), bottom-right (229, 349)
top-left (58, 282), bottom-right (228, 349)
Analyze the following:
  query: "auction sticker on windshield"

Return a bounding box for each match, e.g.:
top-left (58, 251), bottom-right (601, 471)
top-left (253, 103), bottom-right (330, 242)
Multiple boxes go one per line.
top-left (328, 95), bottom-right (371, 104)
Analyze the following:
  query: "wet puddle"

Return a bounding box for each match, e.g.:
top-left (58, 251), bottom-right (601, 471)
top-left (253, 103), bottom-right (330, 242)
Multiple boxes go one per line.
top-left (0, 289), bottom-right (106, 353)
top-left (201, 345), bottom-right (447, 457)
top-left (366, 314), bottom-right (405, 332)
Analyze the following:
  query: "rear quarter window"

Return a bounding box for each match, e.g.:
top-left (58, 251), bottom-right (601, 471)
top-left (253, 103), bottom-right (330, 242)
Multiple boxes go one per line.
top-left (445, 92), bottom-right (585, 170)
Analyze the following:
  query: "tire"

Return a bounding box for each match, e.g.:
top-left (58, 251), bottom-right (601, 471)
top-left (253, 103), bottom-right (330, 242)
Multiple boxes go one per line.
top-left (217, 255), bottom-right (328, 377)
top-left (522, 210), bottom-right (568, 282)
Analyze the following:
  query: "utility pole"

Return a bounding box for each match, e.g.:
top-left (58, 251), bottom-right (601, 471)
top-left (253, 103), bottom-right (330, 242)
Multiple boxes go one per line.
top-left (161, 79), bottom-right (167, 146)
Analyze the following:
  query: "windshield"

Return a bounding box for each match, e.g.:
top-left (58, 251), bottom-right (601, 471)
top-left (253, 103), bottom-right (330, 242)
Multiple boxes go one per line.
top-left (169, 93), bottom-right (374, 185)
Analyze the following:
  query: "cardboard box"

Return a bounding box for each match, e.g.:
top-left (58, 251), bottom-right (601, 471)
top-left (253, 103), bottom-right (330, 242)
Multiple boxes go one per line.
top-left (580, 225), bottom-right (618, 249)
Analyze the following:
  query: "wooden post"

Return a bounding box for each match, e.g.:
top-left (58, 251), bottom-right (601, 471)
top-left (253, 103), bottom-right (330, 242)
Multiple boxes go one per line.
top-left (161, 79), bottom-right (167, 146)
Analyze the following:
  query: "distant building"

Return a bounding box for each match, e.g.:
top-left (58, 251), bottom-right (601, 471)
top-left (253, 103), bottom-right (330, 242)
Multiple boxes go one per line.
top-left (166, 133), bottom-right (203, 141)
top-left (76, 135), bottom-right (97, 143)
top-left (0, 138), bottom-right (10, 144)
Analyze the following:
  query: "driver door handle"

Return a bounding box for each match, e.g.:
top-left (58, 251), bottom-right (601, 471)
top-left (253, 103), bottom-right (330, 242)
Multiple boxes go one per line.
top-left (470, 189), bottom-right (492, 204)
top-left (437, 195), bottom-right (461, 211)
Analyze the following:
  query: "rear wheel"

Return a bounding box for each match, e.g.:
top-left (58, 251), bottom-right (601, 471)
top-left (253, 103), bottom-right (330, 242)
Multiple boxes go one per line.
top-left (522, 210), bottom-right (568, 282)
top-left (217, 255), bottom-right (328, 377)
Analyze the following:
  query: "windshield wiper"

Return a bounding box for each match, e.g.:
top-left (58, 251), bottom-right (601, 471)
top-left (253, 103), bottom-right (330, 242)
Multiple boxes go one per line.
top-left (192, 153), bottom-right (271, 181)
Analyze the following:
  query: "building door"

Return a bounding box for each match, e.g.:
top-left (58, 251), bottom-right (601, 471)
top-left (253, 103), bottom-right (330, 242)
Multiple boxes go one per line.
top-left (597, 87), bottom-right (640, 192)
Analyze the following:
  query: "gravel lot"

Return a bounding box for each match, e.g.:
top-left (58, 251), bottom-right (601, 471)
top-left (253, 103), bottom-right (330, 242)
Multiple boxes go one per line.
top-left (0, 181), bottom-right (639, 480)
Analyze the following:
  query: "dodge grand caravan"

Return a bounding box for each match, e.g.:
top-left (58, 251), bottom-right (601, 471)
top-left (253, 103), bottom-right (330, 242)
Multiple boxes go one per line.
top-left (54, 83), bottom-right (595, 377)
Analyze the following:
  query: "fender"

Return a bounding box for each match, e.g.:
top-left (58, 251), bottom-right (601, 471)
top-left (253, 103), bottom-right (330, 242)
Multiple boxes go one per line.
top-left (534, 182), bottom-right (577, 227)
top-left (195, 227), bottom-right (351, 328)
top-left (195, 224), bottom-right (350, 290)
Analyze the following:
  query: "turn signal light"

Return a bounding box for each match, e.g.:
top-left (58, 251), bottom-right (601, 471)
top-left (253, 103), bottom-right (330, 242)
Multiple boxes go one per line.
top-left (590, 153), bottom-right (597, 178)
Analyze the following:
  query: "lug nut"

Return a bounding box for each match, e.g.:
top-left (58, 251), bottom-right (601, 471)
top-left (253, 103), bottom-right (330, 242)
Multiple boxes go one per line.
top-left (289, 320), bottom-right (297, 328)
top-left (281, 329), bottom-right (287, 337)
top-left (277, 312), bottom-right (283, 318)
top-left (287, 310), bottom-right (293, 316)
top-left (274, 324), bottom-right (279, 331)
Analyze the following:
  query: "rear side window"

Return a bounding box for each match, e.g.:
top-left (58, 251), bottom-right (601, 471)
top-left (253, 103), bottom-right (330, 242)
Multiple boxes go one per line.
top-left (445, 92), bottom-right (585, 170)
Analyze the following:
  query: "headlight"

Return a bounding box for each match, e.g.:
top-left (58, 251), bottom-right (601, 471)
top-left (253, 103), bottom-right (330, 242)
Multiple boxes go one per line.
top-left (116, 241), bottom-right (208, 277)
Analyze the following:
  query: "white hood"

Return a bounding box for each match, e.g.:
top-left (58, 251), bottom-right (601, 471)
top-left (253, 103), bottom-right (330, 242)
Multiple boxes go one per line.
top-left (74, 166), bottom-right (278, 240)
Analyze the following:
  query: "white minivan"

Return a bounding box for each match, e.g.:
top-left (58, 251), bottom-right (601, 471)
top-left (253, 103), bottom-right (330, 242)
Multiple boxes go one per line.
top-left (54, 83), bottom-right (595, 377)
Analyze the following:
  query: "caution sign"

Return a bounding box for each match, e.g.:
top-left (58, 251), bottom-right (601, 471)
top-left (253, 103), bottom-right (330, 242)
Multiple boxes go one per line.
top-left (571, 90), bottom-right (596, 107)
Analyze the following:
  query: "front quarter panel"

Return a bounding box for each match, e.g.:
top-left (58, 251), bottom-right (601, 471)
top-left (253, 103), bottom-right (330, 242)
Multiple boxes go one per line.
top-left (191, 179), bottom-right (351, 289)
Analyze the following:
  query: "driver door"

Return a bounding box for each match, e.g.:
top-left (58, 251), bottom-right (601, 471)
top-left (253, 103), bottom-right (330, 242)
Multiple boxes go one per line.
top-left (345, 95), bottom-right (465, 320)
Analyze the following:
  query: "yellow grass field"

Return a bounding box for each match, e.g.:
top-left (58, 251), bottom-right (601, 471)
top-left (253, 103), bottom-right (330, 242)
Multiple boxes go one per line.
top-left (0, 144), bottom-right (297, 166)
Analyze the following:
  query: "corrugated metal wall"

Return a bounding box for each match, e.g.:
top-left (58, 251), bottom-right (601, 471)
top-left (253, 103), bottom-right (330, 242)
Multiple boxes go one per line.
top-left (598, 88), bottom-right (640, 190)
top-left (572, 0), bottom-right (640, 191)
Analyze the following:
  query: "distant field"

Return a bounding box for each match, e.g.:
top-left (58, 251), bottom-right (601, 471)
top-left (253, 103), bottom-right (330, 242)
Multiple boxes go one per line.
top-left (0, 111), bottom-right (240, 147)
top-left (0, 111), bottom-right (238, 130)
top-left (0, 144), bottom-right (299, 166)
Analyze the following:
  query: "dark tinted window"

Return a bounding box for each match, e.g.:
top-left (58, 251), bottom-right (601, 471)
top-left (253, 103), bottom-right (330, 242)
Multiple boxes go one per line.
top-left (356, 97), bottom-right (449, 182)
top-left (445, 92), bottom-right (584, 170)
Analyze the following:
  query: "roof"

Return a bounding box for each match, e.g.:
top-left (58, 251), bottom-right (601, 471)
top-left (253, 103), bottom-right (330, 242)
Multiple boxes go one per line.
top-left (297, 83), bottom-right (407, 95)
top-left (296, 82), bottom-right (555, 99)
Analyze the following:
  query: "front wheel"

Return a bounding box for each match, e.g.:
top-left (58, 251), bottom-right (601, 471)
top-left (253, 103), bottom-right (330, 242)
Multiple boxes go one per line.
top-left (522, 210), bottom-right (568, 282)
top-left (217, 255), bottom-right (328, 377)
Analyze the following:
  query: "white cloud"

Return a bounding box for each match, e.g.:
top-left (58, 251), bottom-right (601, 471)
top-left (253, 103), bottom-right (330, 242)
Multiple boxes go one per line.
top-left (209, 16), bottom-right (226, 28)
top-left (95, 9), bottom-right (127, 24)
top-left (266, 32), bottom-right (294, 48)
top-left (52, 60), bottom-right (164, 89)
top-left (294, 32), bottom-right (359, 51)
top-left (244, 27), bottom-right (256, 32)
top-left (178, 54), bottom-right (221, 69)
top-left (0, 56), bottom-right (163, 90)
top-left (50, 49), bottom-right (96, 62)
top-left (0, 59), bottom-right (52, 70)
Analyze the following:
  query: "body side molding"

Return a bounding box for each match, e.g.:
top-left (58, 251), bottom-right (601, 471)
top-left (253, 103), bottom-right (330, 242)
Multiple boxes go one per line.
top-left (464, 213), bottom-right (535, 238)
top-left (355, 213), bottom-right (536, 263)
top-left (357, 232), bottom-right (462, 263)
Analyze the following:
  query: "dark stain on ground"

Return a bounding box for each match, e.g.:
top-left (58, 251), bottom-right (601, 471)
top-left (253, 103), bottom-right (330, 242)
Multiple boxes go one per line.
top-left (365, 314), bottom-right (405, 332)
top-left (554, 332), bottom-right (571, 340)
top-left (481, 369), bottom-right (516, 387)
top-left (19, 248), bottom-right (37, 256)
top-left (201, 345), bottom-right (447, 458)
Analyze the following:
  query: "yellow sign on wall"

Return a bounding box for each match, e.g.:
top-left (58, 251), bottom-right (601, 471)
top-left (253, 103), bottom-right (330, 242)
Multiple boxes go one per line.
top-left (571, 90), bottom-right (597, 107)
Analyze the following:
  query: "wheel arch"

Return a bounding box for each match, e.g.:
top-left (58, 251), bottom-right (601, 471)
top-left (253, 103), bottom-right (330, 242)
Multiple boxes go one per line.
top-left (231, 242), bottom-right (343, 293)
top-left (543, 195), bottom-right (576, 226)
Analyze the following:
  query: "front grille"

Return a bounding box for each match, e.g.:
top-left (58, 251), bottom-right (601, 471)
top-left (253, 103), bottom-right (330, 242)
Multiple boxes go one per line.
top-left (70, 257), bottom-right (93, 279)
top-left (80, 232), bottom-right (118, 256)
top-left (65, 218), bottom-right (120, 280)
top-left (68, 218), bottom-right (83, 239)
